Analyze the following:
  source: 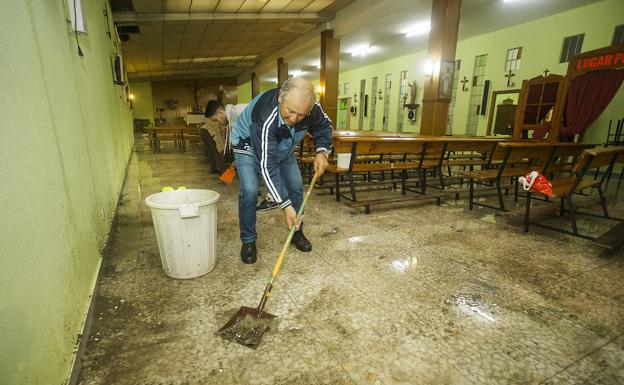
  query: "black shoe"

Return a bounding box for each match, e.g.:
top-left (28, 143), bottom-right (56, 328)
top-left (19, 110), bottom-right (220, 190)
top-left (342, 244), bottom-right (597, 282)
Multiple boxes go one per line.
top-left (256, 198), bottom-right (278, 211)
top-left (240, 242), bottom-right (257, 264)
top-left (291, 230), bottom-right (312, 252)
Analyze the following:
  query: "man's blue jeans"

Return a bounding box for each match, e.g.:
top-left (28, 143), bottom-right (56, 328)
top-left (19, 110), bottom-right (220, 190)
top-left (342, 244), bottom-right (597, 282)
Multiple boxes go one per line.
top-left (234, 152), bottom-right (304, 243)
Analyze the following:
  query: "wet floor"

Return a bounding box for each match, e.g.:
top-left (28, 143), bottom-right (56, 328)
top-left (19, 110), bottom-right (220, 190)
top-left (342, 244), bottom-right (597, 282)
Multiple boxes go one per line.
top-left (78, 136), bottom-right (624, 385)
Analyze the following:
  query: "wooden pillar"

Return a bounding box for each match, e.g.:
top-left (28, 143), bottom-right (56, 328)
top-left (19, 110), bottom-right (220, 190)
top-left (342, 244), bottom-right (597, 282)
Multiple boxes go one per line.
top-left (420, 0), bottom-right (461, 136)
top-left (251, 72), bottom-right (260, 97)
top-left (320, 29), bottom-right (340, 126)
top-left (277, 57), bottom-right (288, 88)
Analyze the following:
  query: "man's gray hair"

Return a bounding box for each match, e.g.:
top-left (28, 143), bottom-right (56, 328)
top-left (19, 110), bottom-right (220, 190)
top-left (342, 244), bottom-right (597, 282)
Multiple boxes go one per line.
top-left (280, 77), bottom-right (316, 103)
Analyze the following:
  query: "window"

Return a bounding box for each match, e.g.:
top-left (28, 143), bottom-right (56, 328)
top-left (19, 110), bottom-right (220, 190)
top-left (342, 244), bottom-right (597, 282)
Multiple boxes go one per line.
top-left (397, 71), bottom-right (408, 132)
top-left (559, 34), bottom-right (584, 63)
top-left (370, 77), bottom-right (378, 130)
top-left (505, 47), bottom-right (522, 72)
top-left (383, 74), bottom-right (392, 131)
top-left (66, 0), bottom-right (87, 32)
top-left (358, 79), bottom-right (366, 130)
top-left (447, 60), bottom-right (461, 135)
top-left (613, 25), bottom-right (624, 45)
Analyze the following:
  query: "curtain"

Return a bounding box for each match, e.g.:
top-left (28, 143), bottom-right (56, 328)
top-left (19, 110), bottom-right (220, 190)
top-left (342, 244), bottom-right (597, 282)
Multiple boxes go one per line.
top-left (562, 70), bottom-right (624, 137)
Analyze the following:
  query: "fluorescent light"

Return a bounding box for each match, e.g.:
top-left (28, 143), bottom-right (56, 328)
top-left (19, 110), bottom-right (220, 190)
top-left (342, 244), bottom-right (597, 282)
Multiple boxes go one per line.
top-left (350, 45), bottom-right (374, 57)
top-left (404, 21), bottom-right (431, 37)
top-left (289, 69), bottom-right (304, 77)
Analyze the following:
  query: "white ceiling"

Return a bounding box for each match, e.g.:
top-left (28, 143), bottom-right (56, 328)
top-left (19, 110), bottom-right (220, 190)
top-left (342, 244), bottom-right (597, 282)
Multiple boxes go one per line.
top-left (261, 0), bottom-right (601, 82)
top-left (112, 0), bottom-right (600, 82)
top-left (113, 0), bottom-right (354, 80)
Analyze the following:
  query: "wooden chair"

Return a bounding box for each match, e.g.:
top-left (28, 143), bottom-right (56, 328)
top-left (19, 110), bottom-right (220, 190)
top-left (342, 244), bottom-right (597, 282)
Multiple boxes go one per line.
top-left (524, 146), bottom-right (624, 239)
top-left (442, 140), bottom-right (499, 185)
top-left (460, 142), bottom-right (555, 211)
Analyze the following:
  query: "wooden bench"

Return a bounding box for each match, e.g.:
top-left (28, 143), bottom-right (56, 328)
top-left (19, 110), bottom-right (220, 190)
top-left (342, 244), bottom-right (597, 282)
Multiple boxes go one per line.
top-left (326, 136), bottom-right (452, 201)
top-left (440, 139), bottom-right (501, 186)
top-left (524, 146), bottom-right (624, 242)
top-left (348, 192), bottom-right (456, 214)
top-left (460, 142), bottom-right (556, 211)
top-left (326, 137), bottom-right (433, 201)
top-left (146, 126), bottom-right (198, 153)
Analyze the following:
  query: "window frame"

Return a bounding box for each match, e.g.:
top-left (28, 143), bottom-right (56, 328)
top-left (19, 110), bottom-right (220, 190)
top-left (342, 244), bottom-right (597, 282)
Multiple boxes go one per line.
top-left (559, 33), bottom-right (585, 64)
top-left (67, 0), bottom-right (87, 33)
top-left (612, 24), bottom-right (624, 45)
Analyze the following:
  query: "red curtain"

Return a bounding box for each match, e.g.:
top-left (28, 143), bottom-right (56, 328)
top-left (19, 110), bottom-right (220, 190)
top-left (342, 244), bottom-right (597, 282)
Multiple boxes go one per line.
top-left (562, 70), bottom-right (624, 136)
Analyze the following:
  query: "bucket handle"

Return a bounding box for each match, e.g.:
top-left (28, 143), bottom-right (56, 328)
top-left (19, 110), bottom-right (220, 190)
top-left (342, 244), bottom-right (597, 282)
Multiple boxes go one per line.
top-left (179, 203), bottom-right (200, 219)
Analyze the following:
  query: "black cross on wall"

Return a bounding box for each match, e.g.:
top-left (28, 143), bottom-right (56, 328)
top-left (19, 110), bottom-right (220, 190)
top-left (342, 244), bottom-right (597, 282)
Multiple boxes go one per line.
top-left (505, 70), bottom-right (515, 87)
top-left (460, 76), bottom-right (469, 91)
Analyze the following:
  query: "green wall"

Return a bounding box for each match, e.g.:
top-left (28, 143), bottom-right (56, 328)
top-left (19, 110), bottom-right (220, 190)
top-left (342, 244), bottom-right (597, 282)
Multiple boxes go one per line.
top-left (338, 0), bottom-right (624, 142)
top-left (260, 80), bottom-right (277, 92)
top-left (237, 80), bottom-right (252, 103)
top-left (0, 0), bottom-right (134, 384)
top-left (236, 80), bottom-right (280, 103)
top-left (130, 81), bottom-right (154, 123)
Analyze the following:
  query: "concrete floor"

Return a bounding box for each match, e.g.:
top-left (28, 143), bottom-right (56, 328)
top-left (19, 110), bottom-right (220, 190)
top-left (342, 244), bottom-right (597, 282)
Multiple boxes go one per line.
top-left (78, 137), bottom-right (624, 385)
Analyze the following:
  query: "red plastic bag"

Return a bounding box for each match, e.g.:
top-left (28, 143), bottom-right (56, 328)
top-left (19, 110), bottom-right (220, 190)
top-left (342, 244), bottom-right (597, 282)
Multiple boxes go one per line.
top-left (518, 170), bottom-right (553, 196)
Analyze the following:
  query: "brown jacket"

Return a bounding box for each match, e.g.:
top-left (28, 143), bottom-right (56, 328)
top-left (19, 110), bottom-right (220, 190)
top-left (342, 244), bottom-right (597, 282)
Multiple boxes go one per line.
top-left (200, 119), bottom-right (228, 154)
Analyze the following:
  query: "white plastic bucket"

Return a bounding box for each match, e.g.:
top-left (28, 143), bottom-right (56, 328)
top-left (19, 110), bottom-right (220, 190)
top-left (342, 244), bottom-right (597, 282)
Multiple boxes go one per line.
top-left (337, 153), bottom-right (352, 169)
top-left (145, 189), bottom-right (220, 279)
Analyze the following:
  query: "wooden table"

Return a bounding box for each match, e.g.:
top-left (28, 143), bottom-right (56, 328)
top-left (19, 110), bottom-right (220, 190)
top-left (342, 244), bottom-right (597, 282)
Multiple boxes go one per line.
top-left (145, 126), bottom-right (199, 153)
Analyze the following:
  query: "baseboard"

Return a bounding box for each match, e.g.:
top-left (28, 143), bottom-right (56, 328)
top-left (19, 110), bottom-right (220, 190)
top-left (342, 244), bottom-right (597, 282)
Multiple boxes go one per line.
top-left (67, 145), bottom-right (135, 385)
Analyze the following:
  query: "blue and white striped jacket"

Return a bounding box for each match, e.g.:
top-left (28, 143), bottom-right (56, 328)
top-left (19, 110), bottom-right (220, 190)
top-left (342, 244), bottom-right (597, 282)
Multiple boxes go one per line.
top-left (231, 88), bottom-right (333, 209)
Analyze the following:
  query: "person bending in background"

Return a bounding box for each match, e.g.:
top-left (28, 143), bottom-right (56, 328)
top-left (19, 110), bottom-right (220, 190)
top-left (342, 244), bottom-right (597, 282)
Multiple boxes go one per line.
top-left (200, 100), bottom-right (243, 173)
top-left (231, 77), bottom-right (333, 264)
top-left (203, 100), bottom-right (278, 211)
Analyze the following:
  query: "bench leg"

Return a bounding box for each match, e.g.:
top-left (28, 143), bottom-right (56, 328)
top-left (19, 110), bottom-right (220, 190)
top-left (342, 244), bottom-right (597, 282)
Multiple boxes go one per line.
top-left (597, 185), bottom-right (609, 218)
top-left (420, 169), bottom-right (426, 194)
top-left (365, 205), bottom-right (370, 214)
top-left (496, 180), bottom-right (505, 210)
top-left (335, 173), bottom-right (340, 201)
top-left (524, 190), bottom-right (531, 232)
top-left (469, 178), bottom-right (474, 210)
top-left (349, 172), bottom-right (356, 201)
top-left (560, 197), bottom-right (565, 217)
top-left (401, 170), bottom-right (406, 195)
top-left (567, 197), bottom-right (578, 234)
top-left (438, 166), bottom-right (445, 189)
top-left (514, 178), bottom-right (519, 202)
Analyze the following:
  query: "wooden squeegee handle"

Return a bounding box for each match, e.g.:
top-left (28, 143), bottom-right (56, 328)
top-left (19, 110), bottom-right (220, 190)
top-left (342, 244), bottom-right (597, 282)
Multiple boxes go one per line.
top-left (256, 171), bottom-right (320, 314)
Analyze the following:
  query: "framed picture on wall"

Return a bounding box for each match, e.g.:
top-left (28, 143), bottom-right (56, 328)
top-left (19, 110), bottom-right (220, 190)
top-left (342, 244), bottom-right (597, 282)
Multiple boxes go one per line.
top-left (439, 60), bottom-right (455, 99)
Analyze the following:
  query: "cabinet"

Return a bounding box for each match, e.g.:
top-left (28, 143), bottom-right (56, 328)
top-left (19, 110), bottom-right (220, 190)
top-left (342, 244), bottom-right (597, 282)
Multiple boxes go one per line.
top-left (513, 74), bottom-right (567, 141)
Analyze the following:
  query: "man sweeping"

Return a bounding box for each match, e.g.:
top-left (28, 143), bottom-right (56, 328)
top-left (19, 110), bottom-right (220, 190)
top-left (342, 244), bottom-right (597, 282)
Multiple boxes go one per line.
top-left (231, 77), bottom-right (333, 264)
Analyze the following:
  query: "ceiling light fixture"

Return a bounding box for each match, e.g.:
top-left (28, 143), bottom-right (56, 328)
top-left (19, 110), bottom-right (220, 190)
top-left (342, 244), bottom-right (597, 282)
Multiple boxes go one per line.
top-left (404, 21), bottom-right (431, 37)
top-left (289, 69), bottom-right (304, 77)
top-left (350, 45), bottom-right (374, 57)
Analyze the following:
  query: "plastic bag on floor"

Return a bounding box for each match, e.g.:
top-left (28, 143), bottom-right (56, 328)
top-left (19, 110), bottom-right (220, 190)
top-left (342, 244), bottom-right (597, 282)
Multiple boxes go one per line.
top-left (518, 170), bottom-right (553, 197)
